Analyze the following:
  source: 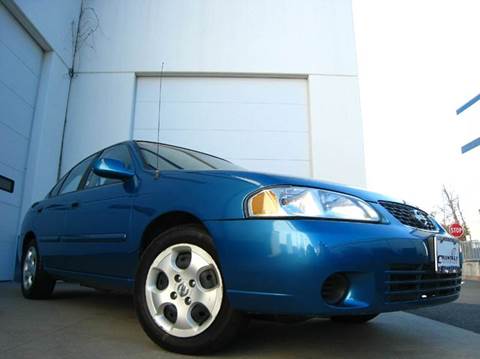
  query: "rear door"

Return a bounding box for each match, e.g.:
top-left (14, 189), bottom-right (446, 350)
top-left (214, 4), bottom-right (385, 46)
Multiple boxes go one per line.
top-left (48, 154), bottom-right (98, 271)
top-left (62, 144), bottom-right (136, 277)
top-left (33, 176), bottom-right (68, 269)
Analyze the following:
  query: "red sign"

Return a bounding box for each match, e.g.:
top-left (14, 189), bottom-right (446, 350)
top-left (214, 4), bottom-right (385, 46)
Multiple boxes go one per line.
top-left (448, 223), bottom-right (464, 238)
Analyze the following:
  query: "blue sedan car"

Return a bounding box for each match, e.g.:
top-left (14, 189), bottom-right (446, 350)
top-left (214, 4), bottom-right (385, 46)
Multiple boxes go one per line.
top-left (19, 140), bottom-right (462, 354)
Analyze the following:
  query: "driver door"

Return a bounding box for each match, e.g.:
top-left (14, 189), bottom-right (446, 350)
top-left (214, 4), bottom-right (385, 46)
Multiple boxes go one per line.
top-left (61, 144), bottom-right (136, 278)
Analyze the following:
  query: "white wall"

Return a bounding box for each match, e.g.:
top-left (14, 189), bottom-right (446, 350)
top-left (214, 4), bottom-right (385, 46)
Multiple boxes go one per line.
top-left (3, 0), bottom-right (82, 206)
top-left (63, 0), bottom-right (366, 187)
top-left (308, 75), bottom-right (365, 184)
top-left (12, 0), bottom-right (81, 66)
top-left (0, 0), bottom-right (81, 279)
top-left (76, 0), bottom-right (357, 75)
top-left (62, 73), bottom-right (136, 169)
top-left (21, 53), bottom-right (73, 207)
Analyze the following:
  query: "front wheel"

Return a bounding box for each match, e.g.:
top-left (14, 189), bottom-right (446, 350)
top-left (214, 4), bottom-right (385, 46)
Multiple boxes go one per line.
top-left (330, 314), bottom-right (379, 323)
top-left (134, 225), bottom-right (246, 354)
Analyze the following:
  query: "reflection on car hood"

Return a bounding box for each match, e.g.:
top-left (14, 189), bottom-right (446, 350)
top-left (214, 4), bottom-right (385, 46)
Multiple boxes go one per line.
top-left (197, 170), bottom-right (402, 203)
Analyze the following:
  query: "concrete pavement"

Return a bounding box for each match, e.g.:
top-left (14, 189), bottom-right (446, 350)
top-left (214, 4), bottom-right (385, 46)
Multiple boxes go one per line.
top-left (409, 280), bottom-right (480, 334)
top-left (1, 282), bottom-right (479, 358)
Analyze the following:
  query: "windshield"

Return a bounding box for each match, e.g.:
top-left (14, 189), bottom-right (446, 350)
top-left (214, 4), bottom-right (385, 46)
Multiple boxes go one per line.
top-left (136, 141), bottom-right (244, 171)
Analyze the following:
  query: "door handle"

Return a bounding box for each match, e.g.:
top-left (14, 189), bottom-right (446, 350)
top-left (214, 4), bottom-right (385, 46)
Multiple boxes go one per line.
top-left (71, 202), bottom-right (80, 208)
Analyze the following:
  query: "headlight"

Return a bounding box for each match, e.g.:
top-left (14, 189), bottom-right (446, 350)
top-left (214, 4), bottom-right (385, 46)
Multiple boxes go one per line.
top-left (246, 186), bottom-right (380, 222)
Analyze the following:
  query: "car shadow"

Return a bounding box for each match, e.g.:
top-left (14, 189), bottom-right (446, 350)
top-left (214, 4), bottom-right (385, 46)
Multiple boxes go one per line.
top-left (48, 284), bottom-right (136, 314)
top-left (44, 284), bottom-right (476, 358)
top-left (225, 318), bottom-right (417, 358)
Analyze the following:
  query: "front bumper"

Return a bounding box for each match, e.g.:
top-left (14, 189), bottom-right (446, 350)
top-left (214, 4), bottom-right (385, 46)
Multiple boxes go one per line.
top-left (205, 216), bottom-right (461, 317)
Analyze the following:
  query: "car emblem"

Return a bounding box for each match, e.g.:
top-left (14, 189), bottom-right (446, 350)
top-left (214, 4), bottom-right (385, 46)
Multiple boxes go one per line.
top-left (412, 210), bottom-right (428, 225)
top-left (177, 282), bottom-right (189, 297)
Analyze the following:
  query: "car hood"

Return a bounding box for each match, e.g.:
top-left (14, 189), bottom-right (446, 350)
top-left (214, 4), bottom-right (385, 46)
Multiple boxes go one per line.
top-left (198, 170), bottom-right (402, 203)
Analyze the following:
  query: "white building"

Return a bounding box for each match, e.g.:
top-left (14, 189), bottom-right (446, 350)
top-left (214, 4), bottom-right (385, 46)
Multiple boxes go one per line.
top-left (0, 0), bottom-right (365, 280)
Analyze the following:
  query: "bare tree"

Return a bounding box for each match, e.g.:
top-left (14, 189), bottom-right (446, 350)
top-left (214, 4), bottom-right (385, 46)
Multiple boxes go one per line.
top-left (434, 186), bottom-right (471, 240)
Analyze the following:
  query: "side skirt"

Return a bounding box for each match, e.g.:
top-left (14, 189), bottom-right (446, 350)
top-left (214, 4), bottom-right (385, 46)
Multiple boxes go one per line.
top-left (46, 267), bottom-right (134, 293)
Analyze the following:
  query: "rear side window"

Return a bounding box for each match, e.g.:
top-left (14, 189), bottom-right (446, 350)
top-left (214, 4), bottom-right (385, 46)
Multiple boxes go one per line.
top-left (58, 154), bottom-right (97, 195)
top-left (47, 174), bottom-right (67, 198)
top-left (84, 145), bottom-right (133, 188)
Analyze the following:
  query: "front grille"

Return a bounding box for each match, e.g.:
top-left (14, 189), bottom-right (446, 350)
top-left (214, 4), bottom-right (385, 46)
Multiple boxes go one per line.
top-left (385, 264), bottom-right (461, 303)
top-left (379, 201), bottom-right (437, 231)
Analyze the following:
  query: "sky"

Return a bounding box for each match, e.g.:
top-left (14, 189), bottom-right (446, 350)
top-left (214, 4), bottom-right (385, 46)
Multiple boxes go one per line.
top-left (352, 0), bottom-right (480, 238)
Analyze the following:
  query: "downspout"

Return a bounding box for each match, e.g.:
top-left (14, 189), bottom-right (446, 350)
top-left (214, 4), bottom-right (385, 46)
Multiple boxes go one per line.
top-left (57, 0), bottom-right (83, 180)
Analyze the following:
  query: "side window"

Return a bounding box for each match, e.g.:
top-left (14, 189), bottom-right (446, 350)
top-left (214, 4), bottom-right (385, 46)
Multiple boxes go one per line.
top-left (139, 147), bottom-right (180, 171)
top-left (136, 142), bottom-right (243, 171)
top-left (47, 174), bottom-right (67, 198)
top-left (58, 155), bottom-right (96, 195)
top-left (84, 145), bottom-right (132, 189)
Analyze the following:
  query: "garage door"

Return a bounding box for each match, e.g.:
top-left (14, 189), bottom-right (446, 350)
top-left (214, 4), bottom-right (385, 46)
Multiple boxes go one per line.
top-left (0, 3), bottom-right (43, 280)
top-left (133, 77), bottom-right (310, 176)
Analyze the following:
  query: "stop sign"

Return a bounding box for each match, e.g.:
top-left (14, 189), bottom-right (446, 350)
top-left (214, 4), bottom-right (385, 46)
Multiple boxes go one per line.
top-left (448, 223), bottom-right (464, 238)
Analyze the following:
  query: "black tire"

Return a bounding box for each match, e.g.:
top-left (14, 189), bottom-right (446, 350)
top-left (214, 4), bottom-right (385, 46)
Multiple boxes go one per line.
top-left (21, 239), bottom-right (56, 299)
top-left (134, 225), bottom-right (246, 355)
top-left (330, 314), bottom-right (379, 324)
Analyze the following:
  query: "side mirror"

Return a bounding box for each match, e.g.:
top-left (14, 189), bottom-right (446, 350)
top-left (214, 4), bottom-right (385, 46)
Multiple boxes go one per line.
top-left (92, 158), bottom-right (134, 180)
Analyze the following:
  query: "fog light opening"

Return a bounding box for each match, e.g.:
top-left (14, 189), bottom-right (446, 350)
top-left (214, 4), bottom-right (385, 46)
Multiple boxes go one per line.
top-left (321, 273), bottom-right (350, 306)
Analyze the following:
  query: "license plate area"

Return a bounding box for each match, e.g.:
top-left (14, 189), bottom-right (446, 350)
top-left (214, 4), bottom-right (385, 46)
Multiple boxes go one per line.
top-left (434, 236), bottom-right (460, 273)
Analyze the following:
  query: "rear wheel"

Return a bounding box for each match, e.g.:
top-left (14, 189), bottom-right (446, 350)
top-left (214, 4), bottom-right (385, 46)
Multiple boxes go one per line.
top-left (330, 314), bottom-right (379, 324)
top-left (21, 239), bottom-right (56, 299)
top-left (134, 225), bottom-right (246, 354)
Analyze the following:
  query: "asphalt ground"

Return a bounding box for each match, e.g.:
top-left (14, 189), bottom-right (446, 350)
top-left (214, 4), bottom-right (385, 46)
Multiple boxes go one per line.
top-left (408, 279), bottom-right (480, 334)
top-left (1, 281), bottom-right (479, 358)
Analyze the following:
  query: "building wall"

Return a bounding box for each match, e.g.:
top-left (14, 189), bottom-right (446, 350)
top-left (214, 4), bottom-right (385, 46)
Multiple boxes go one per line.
top-left (4, 0), bottom-right (81, 208)
top-left (1, 0), bottom-right (365, 279)
top-left (133, 76), bottom-right (312, 176)
top-left (13, 0), bottom-right (80, 66)
top-left (63, 0), bottom-right (366, 187)
top-left (0, 0), bottom-right (81, 279)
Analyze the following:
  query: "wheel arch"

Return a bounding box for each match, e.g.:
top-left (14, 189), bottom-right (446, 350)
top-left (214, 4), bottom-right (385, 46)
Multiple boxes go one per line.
top-left (21, 231), bottom-right (36, 256)
top-left (16, 231), bottom-right (37, 281)
top-left (139, 211), bottom-right (210, 257)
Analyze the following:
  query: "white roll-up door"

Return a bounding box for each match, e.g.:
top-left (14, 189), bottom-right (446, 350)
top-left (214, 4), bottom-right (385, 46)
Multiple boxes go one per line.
top-left (133, 76), bottom-right (311, 176)
top-left (0, 3), bottom-right (43, 279)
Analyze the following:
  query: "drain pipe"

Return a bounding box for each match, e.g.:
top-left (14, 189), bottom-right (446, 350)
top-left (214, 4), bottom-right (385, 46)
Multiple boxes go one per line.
top-left (57, 0), bottom-right (98, 179)
top-left (57, 9), bottom-right (81, 180)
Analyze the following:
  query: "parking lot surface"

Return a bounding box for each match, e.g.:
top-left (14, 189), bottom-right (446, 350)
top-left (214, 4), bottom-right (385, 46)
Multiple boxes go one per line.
top-left (409, 280), bottom-right (480, 334)
top-left (1, 282), bottom-right (479, 359)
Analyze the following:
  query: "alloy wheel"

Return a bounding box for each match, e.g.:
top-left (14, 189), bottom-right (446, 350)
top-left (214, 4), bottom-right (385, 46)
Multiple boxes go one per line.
top-left (23, 246), bottom-right (37, 290)
top-left (144, 243), bottom-right (223, 338)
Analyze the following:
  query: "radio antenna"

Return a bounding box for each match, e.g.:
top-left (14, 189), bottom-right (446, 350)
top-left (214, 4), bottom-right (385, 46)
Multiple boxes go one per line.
top-left (155, 62), bottom-right (165, 179)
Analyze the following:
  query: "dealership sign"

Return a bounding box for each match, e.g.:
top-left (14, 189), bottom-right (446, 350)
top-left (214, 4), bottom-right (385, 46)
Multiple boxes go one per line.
top-left (448, 223), bottom-right (464, 238)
